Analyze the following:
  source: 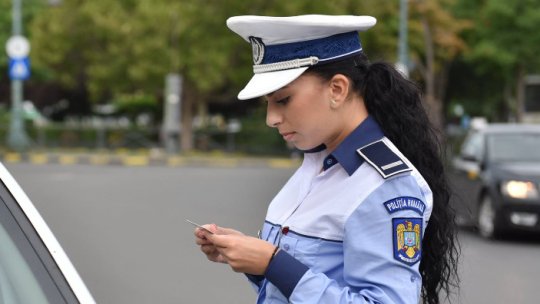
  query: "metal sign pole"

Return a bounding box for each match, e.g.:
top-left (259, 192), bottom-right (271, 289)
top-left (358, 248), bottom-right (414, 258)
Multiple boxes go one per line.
top-left (162, 74), bottom-right (182, 154)
top-left (396, 0), bottom-right (410, 78)
top-left (7, 0), bottom-right (30, 151)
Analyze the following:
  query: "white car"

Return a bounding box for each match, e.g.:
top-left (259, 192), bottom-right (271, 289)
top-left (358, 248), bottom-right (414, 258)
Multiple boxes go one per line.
top-left (0, 162), bottom-right (95, 303)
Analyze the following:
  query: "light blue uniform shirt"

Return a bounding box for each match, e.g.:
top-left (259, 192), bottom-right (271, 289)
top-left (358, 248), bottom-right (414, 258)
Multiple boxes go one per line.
top-left (247, 116), bottom-right (433, 303)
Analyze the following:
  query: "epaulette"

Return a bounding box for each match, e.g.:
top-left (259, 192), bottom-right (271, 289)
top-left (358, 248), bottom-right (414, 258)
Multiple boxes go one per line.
top-left (356, 139), bottom-right (412, 179)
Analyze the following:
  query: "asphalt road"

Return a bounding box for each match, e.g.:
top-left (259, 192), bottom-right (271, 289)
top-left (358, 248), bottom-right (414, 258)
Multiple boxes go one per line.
top-left (6, 163), bottom-right (540, 304)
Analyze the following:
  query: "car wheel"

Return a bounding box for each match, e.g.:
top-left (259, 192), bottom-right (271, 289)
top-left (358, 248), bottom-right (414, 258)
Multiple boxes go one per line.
top-left (478, 195), bottom-right (499, 239)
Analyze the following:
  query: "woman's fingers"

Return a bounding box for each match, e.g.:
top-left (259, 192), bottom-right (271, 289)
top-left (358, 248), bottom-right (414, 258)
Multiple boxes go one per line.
top-left (200, 244), bottom-right (216, 255)
top-left (216, 227), bottom-right (245, 236)
top-left (193, 224), bottom-right (248, 266)
top-left (205, 234), bottom-right (275, 274)
top-left (200, 244), bottom-right (228, 263)
top-left (195, 233), bottom-right (212, 245)
top-left (205, 233), bottom-right (230, 247)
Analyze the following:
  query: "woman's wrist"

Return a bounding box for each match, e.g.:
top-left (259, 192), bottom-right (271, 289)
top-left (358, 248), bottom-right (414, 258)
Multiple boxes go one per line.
top-left (265, 246), bottom-right (280, 272)
top-left (270, 246), bottom-right (280, 260)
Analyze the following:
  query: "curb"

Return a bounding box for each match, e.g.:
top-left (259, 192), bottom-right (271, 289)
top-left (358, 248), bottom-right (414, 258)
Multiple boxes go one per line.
top-left (0, 151), bottom-right (301, 169)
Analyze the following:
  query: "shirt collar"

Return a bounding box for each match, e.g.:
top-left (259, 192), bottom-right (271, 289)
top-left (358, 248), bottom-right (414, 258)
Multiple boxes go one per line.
top-left (301, 144), bottom-right (326, 153)
top-left (327, 115), bottom-right (384, 176)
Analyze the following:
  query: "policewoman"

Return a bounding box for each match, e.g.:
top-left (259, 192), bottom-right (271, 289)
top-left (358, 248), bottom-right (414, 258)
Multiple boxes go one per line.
top-left (194, 15), bottom-right (459, 304)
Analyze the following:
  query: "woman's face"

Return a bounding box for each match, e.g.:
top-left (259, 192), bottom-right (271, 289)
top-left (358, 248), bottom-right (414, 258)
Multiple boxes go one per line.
top-left (265, 74), bottom-right (340, 151)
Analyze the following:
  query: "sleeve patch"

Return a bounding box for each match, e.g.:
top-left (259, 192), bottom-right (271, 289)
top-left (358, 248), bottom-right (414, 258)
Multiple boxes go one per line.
top-left (392, 218), bottom-right (422, 266)
top-left (384, 197), bottom-right (426, 216)
top-left (356, 140), bottom-right (412, 179)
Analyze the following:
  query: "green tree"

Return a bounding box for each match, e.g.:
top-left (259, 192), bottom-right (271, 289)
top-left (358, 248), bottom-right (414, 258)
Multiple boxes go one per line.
top-left (408, 0), bottom-right (470, 129)
top-left (29, 0), bottom-right (263, 149)
top-left (27, 0), bottom-right (471, 150)
top-left (30, 0), bottom-right (385, 149)
top-left (329, 0), bottom-right (469, 130)
top-left (460, 0), bottom-right (540, 121)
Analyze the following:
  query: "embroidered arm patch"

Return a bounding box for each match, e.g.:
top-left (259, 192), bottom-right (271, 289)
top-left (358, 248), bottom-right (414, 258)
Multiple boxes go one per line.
top-left (384, 197), bottom-right (426, 216)
top-left (356, 140), bottom-right (412, 179)
top-left (392, 218), bottom-right (422, 266)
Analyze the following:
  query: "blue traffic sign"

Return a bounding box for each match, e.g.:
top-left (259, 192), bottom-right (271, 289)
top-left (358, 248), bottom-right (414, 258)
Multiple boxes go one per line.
top-left (8, 57), bottom-right (31, 80)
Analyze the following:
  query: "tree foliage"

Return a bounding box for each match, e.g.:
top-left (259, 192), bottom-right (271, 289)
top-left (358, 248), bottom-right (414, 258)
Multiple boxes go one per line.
top-left (28, 0), bottom-right (404, 103)
top-left (466, 0), bottom-right (540, 74)
top-left (407, 0), bottom-right (470, 128)
top-left (455, 0), bottom-right (540, 121)
top-left (3, 0), bottom-right (536, 143)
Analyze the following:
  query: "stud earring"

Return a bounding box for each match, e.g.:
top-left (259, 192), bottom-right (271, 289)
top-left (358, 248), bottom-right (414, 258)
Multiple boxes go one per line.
top-left (330, 99), bottom-right (338, 107)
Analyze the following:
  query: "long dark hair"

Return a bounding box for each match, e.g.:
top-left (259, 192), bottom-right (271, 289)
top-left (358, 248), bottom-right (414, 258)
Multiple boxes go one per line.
top-left (306, 53), bottom-right (460, 304)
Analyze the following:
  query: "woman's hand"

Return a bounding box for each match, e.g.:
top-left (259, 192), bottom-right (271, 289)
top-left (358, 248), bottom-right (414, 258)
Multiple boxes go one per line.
top-left (205, 233), bottom-right (276, 275)
top-left (194, 224), bottom-right (244, 264)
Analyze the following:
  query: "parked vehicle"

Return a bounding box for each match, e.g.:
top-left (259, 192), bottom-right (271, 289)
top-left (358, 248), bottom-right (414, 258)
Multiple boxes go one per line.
top-left (0, 162), bottom-right (95, 303)
top-left (451, 124), bottom-right (540, 238)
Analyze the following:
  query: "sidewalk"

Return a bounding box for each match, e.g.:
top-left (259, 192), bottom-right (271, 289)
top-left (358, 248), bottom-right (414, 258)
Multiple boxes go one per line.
top-left (0, 149), bottom-right (301, 169)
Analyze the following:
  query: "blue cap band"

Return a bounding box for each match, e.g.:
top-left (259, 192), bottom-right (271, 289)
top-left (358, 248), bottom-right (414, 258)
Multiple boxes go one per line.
top-left (254, 31), bottom-right (362, 66)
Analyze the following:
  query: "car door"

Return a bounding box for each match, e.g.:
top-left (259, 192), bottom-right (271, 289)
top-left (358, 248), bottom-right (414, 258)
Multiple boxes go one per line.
top-left (0, 162), bottom-right (95, 304)
top-left (451, 131), bottom-right (486, 225)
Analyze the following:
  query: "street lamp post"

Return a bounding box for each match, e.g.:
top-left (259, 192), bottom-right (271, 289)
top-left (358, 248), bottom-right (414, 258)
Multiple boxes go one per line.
top-left (7, 0), bottom-right (31, 151)
top-left (397, 0), bottom-right (409, 78)
top-left (162, 74), bottom-right (182, 154)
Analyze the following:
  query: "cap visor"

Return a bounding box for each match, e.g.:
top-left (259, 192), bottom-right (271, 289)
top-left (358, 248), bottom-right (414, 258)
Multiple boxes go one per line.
top-left (238, 67), bottom-right (309, 100)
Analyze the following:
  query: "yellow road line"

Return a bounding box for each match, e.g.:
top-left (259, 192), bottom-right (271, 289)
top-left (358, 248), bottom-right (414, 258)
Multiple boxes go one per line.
top-left (122, 155), bottom-right (149, 166)
top-left (29, 153), bottom-right (48, 164)
top-left (268, 159), bottom-right (298, 169)
top-left (207, 158), bottom-right (239, 167)
top-left (115, 148), bottom-right (130, 155)
top-left (167, 157), bottom-right (186, 167)
top-left (89, 155), bottom-right (110, 165)
top-left (59, 155), bottom-right (78, 165)
top-left (4, 153), bottom-right (21, 163)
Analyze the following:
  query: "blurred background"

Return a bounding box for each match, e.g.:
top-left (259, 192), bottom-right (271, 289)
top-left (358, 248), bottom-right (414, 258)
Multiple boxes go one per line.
top-left (1, 0), bottom-right (539, 155)
top-left (1, 0), bottom-right (540, 303)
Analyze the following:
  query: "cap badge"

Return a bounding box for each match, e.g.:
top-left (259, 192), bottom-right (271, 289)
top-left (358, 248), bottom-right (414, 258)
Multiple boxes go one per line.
top-left (249, 37), bottom-right (265, 65)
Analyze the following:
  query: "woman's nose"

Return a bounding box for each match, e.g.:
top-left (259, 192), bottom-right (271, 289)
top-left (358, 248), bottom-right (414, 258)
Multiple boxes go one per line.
top-left (266, 102), bottom-right (282, 127)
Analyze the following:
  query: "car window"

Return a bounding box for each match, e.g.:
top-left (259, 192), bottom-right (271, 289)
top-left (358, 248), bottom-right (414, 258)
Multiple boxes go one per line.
top-left (0, 180), bottom-right (78, 304)
top-left (488, 133), bottom-right (540, 162)
top-left (460, 132), bottom-right (484, 161)
top-left (0, 211), bottom-right (49, 303)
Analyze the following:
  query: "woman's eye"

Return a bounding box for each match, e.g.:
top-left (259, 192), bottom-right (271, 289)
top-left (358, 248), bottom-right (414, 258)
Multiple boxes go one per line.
top-left (276, 97), bottom-right (290, 105)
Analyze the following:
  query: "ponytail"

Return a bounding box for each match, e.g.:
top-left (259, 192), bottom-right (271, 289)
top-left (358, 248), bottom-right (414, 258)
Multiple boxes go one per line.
top-left (307, 54), bottom-right (460, 304)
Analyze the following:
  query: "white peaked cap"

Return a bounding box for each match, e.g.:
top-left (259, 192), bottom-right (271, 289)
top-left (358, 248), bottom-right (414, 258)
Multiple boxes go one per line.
top-left (227, 15), bottom-right (377, 100)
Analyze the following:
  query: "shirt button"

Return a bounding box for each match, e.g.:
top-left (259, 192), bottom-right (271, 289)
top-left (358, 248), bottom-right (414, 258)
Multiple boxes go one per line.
top-left (410, 275), bottom-right (417, 282)
top-left (282, 226), bottom-right (289, 235)
top-left (326, 158), bottom-right (333, 165)
top-left (283, 244), bottom-right (290, 251)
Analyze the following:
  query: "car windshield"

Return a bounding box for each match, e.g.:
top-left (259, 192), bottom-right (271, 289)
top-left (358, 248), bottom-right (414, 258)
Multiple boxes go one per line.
top-left (487, 132), bottom-right (540, 162)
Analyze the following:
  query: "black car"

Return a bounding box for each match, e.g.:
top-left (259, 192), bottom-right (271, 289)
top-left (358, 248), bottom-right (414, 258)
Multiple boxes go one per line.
top-left (451, 124), bottom-right (540, 238)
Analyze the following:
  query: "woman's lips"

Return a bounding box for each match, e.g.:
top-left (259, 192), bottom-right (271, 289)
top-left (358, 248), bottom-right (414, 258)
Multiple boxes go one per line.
top-left (280, 131), bottom-right (295, 141)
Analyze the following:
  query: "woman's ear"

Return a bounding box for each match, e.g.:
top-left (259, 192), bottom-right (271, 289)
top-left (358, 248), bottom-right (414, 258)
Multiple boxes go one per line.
top-left (329, 74), bottom-right (350, 108)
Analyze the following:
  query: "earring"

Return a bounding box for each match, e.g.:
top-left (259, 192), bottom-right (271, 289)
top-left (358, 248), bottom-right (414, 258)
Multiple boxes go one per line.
top-left (330, 99), bottom-right (338, 107)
